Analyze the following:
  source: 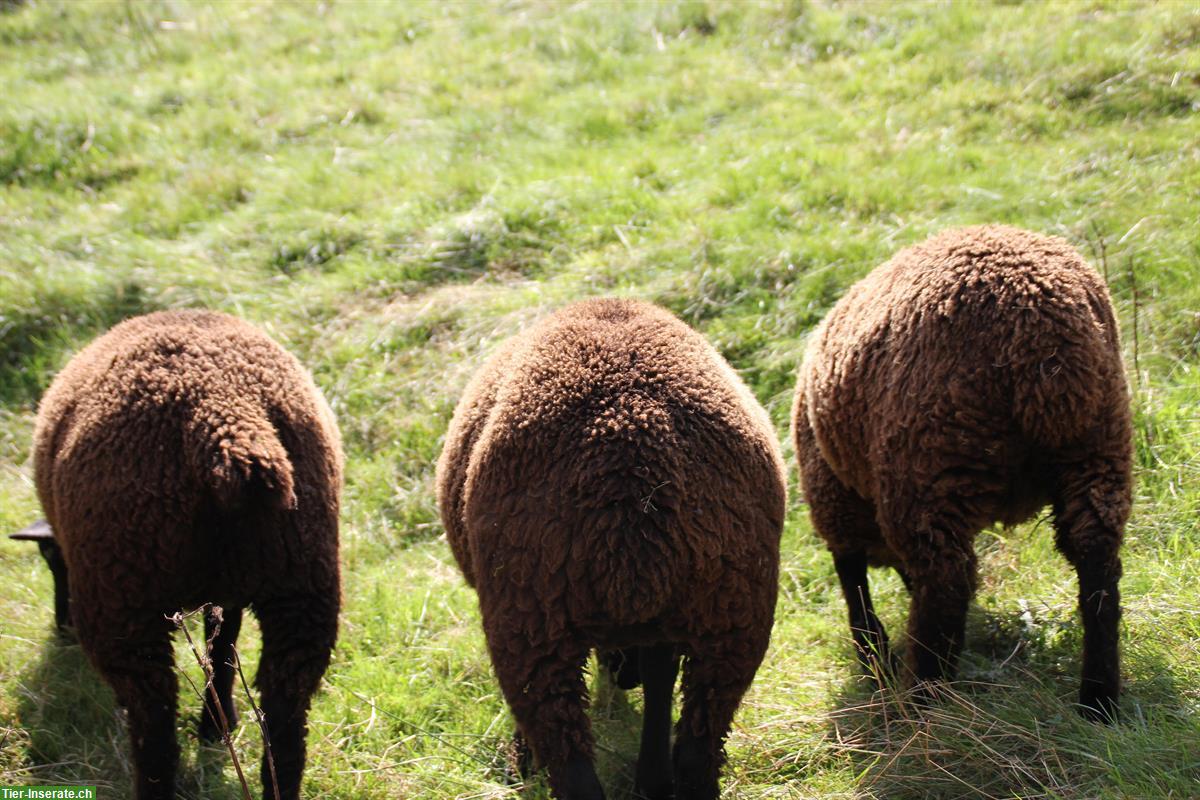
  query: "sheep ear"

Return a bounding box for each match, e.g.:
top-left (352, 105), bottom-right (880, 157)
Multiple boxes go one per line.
top-left (9, 519), bottom-right (54, 542)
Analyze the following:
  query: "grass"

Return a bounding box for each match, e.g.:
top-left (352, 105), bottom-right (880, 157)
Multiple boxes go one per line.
top-left (0, 0), bottom-right (1198, 797)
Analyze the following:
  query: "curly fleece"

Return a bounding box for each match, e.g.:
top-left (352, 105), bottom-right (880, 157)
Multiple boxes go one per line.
top-left (438, 297), bottom-right (787, 799)
top-left (33, 309), bottom-right (343, 800)
top-left (792, 225), bottom-right (1132, 720)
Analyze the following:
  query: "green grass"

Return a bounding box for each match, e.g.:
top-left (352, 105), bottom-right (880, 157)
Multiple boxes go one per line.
top-left (1, 1), bottom-right (1198, 797)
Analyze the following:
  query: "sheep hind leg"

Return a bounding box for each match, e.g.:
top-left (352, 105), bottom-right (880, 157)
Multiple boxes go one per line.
top-left (82, 618), bottom-right (179, 800)
top-left (488, 635), bottom-right (604, 800)
top-left (901, 538), bottom-right (978, 700)
top-left (254, 594), bottom-right (338, 800)
top-left (634, 644), bottom-right (680, 800)
top-left (833, 552), bottom-right (895, 684)
top-left (199, 605), bottom-right (243, 742)
top-left (673, 636), bottom-right (764, 800)
top-left (796, 414), bottom-right (892, 684)
top-left (1052, 457), bottom-right (1129, 723)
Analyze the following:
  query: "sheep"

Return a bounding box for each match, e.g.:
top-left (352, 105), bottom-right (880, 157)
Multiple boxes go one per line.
top-left (792, 225), bottom-right (1132, 722)
top-left (19, 309), bottom-right (343, 799)
top-left (437, 297), bottom-right (787, 800)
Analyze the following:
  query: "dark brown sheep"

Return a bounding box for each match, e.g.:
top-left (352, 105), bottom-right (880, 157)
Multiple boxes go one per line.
top-left (24, 309), bottom-right (343, 799)
top-left (792, 225), bottom-right (1132, 721)
top-left (437, 297), bottom-right (787, 800)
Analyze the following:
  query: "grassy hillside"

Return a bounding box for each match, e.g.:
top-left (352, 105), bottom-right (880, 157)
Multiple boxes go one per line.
top-left (1, 1), bottom-right (1197, 798)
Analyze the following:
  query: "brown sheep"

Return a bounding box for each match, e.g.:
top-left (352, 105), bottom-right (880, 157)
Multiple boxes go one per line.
top-left (23, 309), bottom-right (343, 799)
top-left (792, 225), bottom-right (1132, 721)
top-left (437, 297), bottom-right (787, 800)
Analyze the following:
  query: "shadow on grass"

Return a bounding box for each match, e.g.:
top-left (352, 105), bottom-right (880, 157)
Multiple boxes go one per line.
top-left (14, 627), bottom-right (249, 799)
top-left (12, 632), bottom-right (119, 792)
top-left (0, 279), bottom-right (164, 408)
top-left (590, 668), bottom-right (644, 798)
top-left (822, 602), bottom-right (1200, 799)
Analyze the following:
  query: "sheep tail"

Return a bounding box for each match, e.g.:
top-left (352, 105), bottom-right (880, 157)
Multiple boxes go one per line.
top-left (1011, 290), bottom-right (1124, 449)
top-left (187, 395), bottom-right (297, 512)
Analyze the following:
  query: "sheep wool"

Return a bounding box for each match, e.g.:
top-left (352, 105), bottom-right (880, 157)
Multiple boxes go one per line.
top-left (32, 309), bottom-right (343, 800)
top-left (793, 225), bottom-right (1132, 721)
top-left (438, 297), bottom-right (787, 800)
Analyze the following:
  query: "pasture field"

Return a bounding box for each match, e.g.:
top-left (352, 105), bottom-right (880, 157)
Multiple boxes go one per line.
top-left (0, 1), bottom-right (1198, 798)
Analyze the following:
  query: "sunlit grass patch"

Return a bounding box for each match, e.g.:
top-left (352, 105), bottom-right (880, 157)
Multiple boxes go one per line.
top-left (0, 1), bottom-right (1198, 797)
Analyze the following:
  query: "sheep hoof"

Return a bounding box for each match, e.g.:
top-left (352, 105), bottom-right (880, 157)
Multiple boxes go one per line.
top-left (1077, 690), bottom-right (1118, 724)
top-left (861, 650), bottom-right (901, 689)
top-left (562, 755), bottom-right (606, 800)
top-left (633, 776), bottom-right (674, 800)
top-left (672, 738), bottom-right (718, 800)
top-left (198, 709), bottom-right (239, 743)
top-left (908, 679), bottom-right (946, 710)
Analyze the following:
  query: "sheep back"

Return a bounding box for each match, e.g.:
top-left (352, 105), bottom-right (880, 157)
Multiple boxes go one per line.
top-left (32, 309), bottom-right (343, 612)
top-left (796, 224), bottom-right (1129, 526)
top-left (437, 297), bottom-right (786, 634)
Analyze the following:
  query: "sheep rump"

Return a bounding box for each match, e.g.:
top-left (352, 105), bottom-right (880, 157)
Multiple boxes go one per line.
top-left (32, 309), bottom-right (343, 799)
top-left (793, 225), bottom-right (1132, 720)
top-left (438, 297), bottom-right (787, 800)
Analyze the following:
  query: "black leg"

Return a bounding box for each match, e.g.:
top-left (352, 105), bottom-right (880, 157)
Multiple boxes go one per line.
top-left (200, 605), bottom-right (244, 742)
top-left (599, 647), bottom-right (642, 690)
top-left (484, 613), bottom-right (605, 800)
top-left (833, 553), bottom-right (894, 682)
top-left (635, 644), bottom-right (680, 800)
top-left (904, 545), bottom-right (976, 696)
top-left (673, 635), bottom-right (764, 800)
top-left (1075, 553), bottom-right (1121, 722)
top-left (81, 618), bottom-right (179, 800)
top-left (559, 755), bottom-right (606, 800)
top-left (1052, 453), bottom-right (1129, 723)
top-left (255, 594), bottom-right (338, 800)
top-left (38, 540), bottom-right (71, 632)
